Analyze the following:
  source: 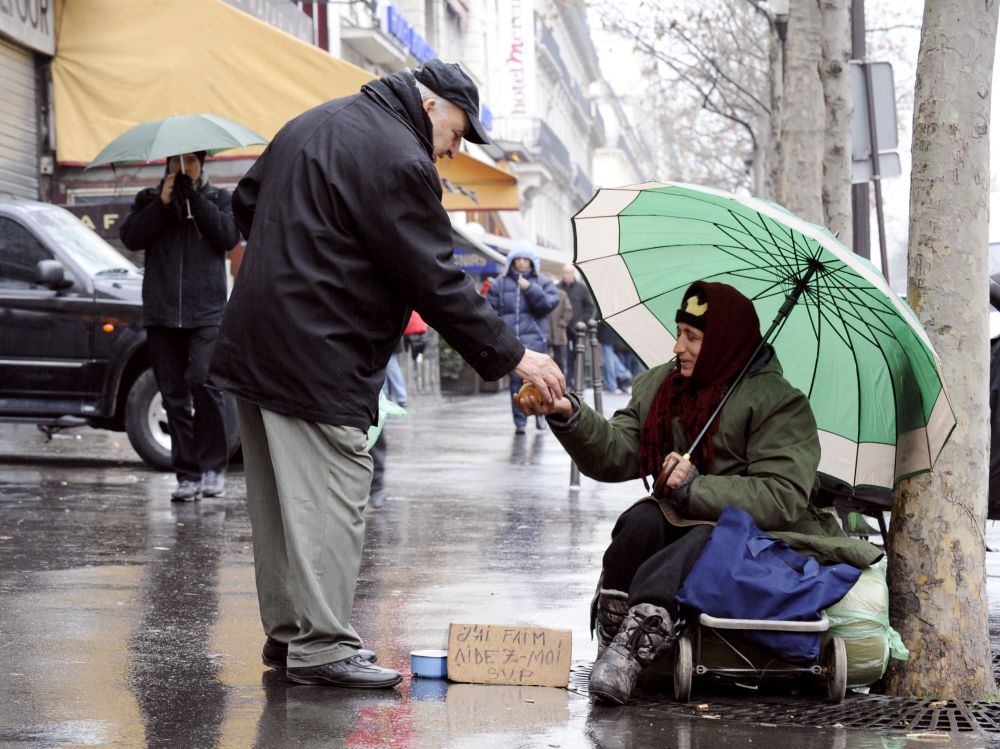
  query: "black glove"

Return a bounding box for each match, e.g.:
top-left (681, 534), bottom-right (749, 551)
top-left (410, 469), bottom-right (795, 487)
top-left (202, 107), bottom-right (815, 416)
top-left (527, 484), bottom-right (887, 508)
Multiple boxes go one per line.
top-left (173, 173), bottom-right (195, 201)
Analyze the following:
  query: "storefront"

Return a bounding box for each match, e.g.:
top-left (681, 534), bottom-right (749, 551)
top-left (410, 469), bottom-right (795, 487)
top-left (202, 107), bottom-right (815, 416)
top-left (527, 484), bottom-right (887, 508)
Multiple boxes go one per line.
top-left (49, 0), bottom-right (518, 212)
top-left (0, 0), bottom-right (54, 200)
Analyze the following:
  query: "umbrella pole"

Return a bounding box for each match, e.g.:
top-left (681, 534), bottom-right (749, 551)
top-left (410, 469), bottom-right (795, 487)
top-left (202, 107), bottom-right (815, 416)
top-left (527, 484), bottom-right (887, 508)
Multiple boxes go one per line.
top-left (659, 260), bottom-right (822, 487)
top-left (179, 155), bottom-right (193, 219)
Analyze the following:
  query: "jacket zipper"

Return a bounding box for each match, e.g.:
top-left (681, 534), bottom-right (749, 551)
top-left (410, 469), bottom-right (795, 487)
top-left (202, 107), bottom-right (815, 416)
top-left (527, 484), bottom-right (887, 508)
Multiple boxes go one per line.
top-left (177, 230), bottom-right (184, 326)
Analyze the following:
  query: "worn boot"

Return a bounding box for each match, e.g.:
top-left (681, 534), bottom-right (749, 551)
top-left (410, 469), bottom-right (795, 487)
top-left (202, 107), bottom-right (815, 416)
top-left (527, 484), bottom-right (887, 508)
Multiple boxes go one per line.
top-left (595, 589), bottom-right (629, 658)
top-left (589, 602), bottom-right (676, 705)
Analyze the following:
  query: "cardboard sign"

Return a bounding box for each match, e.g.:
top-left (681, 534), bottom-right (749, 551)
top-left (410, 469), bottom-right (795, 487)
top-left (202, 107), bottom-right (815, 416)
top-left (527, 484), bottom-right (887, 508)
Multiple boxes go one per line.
top-left (446, 623), bottom-right (571, 688)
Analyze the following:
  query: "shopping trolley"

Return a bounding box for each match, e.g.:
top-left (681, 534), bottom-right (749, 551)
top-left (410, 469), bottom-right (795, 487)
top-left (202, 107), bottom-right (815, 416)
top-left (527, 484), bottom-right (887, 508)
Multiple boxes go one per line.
top-left (643, 611), bottom-right (847, 704)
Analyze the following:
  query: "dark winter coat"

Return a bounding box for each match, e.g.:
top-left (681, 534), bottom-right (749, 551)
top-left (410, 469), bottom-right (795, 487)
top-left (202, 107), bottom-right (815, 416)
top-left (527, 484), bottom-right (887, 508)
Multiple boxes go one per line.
top-left (119, 180), bottom-right (238, 327)
top-left (209, 71), bottom-right (524, 430)
top-left (559, 278), bottom-right (595, 335)
top-left (486, 248), bottom-right (560, 353)
top-left (550, 350), bottom-right (882, 569)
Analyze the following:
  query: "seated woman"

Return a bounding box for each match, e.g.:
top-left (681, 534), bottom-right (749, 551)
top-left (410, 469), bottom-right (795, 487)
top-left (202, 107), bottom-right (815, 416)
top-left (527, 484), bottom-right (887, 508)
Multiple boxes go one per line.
top-left (517, 281), bottom-right (882, 705)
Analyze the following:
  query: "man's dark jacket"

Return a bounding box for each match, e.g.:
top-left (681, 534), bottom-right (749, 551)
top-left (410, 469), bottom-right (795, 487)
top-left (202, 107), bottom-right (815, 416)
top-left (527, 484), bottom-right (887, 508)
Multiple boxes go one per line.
top-left (209, 72), bottom-right (524, 429)
top-left (559, 279), bottom-right (595, 333)
top-left (119, 181), bottom-right (238, 327)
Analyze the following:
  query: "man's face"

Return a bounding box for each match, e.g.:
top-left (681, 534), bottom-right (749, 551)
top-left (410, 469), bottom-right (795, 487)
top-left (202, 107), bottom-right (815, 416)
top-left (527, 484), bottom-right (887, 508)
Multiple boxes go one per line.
top-left (561, 265), bottom-right (575, 284)
top-left (673, 322), bottom-right (703, 378)
top-left (168, 153), bottom-right (202, 181)
top-left (423, 97), bottom-right (468, 160)
top-left (513, 257), bottom-right (532, 274)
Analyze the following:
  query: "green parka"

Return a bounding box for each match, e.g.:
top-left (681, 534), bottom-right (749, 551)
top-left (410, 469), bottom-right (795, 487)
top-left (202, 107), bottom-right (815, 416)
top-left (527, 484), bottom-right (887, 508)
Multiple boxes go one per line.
top-left (550, 349), bottom-right (882, 569)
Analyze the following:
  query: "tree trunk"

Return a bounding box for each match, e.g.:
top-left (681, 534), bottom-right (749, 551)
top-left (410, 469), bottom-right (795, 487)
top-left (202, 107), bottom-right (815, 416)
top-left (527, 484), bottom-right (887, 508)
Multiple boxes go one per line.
top-left (819, 0), bottom-right (853, 248)
top-left (775, 0), bottom-right (824, 223)
top-left (763, 17), bottom-right (783, 201)
top-left (884, 0), bottom-right (999, 699)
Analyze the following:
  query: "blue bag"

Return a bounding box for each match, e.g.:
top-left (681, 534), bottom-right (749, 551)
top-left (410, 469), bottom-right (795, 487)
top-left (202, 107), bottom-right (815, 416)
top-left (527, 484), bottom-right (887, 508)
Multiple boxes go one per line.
top-left (676, 507), bottom-right (862, 662)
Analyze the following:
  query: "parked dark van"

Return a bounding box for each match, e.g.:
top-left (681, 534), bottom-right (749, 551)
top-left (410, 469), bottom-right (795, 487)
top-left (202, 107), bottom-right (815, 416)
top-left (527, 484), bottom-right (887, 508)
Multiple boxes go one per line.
top-left (0, 198), bottom-right (237, 469)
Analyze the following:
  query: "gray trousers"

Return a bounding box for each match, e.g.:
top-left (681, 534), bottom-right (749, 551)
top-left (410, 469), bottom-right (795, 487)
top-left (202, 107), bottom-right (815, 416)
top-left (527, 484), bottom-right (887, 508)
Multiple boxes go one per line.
top-left (237, 400), bottom-right (372, 668)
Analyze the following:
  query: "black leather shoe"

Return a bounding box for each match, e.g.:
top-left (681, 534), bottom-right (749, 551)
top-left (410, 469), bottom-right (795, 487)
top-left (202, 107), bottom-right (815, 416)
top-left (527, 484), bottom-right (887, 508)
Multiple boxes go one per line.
top-left (262, 637), bottom-right (376, 669)
top-left (286, 655), bottom-right (402, 688)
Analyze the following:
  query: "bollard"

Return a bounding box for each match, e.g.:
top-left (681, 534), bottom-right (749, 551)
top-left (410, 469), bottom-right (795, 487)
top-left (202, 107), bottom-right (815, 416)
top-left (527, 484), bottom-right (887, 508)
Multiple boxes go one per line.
top-left (569, 321), bottom-right (588, 489)
top-left (587, 319), bottom-right (603, 418)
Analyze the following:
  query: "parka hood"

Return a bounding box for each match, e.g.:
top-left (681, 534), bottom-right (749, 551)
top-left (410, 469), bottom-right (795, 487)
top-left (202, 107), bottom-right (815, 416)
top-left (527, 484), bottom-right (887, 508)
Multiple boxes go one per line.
top-left (503, 241), bottom-right (540, 276)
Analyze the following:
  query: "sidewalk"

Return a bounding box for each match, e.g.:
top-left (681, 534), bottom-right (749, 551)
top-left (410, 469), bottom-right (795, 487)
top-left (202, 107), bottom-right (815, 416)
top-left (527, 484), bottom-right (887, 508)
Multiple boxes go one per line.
top-left (0, 391), bottom-right (996, 748)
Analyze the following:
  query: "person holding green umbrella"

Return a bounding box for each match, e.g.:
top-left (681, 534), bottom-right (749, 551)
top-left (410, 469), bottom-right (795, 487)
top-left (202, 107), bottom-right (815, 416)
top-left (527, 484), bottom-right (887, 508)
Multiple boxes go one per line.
top-left (120, 150), bottom-right (240, 501)
top-left (517, 281), bottom-right (882, 704)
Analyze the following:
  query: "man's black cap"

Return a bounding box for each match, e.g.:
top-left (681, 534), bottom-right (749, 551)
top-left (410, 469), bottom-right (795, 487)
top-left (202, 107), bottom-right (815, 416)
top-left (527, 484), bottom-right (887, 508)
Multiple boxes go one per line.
top-left (413, 59), bottom-right (491, 145)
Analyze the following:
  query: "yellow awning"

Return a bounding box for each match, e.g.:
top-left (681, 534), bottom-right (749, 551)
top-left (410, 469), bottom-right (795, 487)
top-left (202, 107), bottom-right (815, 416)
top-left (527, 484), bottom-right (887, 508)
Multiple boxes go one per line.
top-left (51, 0), bottom-right (518, 210)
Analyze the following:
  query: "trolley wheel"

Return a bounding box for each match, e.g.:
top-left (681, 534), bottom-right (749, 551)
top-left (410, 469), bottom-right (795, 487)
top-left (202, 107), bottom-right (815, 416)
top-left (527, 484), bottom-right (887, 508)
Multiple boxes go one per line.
top-left (825, 636), bottom-right (847, 704)
top-left (673, 632), bottom-right (693, 702)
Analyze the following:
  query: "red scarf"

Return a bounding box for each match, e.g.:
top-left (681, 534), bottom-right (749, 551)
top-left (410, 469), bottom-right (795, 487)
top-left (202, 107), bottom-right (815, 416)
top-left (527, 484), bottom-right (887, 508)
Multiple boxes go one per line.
top-left (638, 282), bottom-right (763, 485)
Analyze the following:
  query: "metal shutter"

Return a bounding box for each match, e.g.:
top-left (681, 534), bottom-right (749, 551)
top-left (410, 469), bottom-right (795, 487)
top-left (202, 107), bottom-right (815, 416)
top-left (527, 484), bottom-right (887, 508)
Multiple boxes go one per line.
top-left (0, 40), bottom-right (39, 199)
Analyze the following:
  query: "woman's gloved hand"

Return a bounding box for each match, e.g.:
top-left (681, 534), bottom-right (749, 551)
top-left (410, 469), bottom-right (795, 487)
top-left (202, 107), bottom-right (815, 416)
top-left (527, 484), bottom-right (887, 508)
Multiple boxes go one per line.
top-left (652, 451), bottom-right (699, 504)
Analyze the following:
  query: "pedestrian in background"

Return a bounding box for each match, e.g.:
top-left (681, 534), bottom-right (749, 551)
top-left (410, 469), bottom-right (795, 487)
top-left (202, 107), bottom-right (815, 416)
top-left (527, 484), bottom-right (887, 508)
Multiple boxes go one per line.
top-left (558, 263), bottom-right (595, 390)
top-left (599, 321), bottom-right (632, 394)
top-left (120, 151), bottom-right (238, 501)
top-left (549, 282), bottom-right (573, 374)
top-left (210, 60), bottom-right (564, 690)
top-left (402, 309), bottom-right (428, 362)
top-left (486, 242), bottom-right (560, 434)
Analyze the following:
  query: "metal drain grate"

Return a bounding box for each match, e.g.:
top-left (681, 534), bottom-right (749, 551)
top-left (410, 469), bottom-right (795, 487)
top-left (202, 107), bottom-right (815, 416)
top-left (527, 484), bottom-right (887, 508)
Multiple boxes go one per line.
top-left (570, 662), bottom-right (1000, 735)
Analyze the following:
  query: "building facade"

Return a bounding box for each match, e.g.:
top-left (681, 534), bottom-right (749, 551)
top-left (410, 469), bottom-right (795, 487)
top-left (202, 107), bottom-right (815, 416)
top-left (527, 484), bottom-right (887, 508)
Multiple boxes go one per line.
top-left (0, 0), bottom-right (55, 202)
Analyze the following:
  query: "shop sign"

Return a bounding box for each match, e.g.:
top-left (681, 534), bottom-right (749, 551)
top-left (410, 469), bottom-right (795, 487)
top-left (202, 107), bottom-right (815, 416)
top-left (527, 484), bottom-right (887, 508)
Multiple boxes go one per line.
top-left (0, 0), bottom-right (54, 55)
top-left (495, 0), bottom-right (535, 117)
top-left (383, 4), bottom-right (436, 63)
top-left (62, 203), bottom-right (126, 241)
top-left (452, 247), bottom-right (499, 275)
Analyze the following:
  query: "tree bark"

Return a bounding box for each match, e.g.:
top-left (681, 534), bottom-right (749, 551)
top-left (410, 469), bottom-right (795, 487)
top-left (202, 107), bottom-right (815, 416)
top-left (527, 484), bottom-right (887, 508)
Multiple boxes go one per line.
top-left (763, 17), bottom-right (783, 201)
top-left (775, 0), bottom-right (825, 223)
top-left (884, 0), bottom-right (999, 699)
top-left (819, 0), bottom-right (853, 248)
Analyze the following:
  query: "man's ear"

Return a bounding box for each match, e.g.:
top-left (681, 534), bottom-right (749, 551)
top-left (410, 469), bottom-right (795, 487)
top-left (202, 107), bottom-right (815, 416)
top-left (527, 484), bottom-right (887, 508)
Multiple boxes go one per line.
top-left (422, 97), bottom-right (436, 114)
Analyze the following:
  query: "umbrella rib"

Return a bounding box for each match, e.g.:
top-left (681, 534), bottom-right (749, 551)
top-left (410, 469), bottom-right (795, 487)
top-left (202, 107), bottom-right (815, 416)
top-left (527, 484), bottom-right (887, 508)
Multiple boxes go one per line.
top-left (833, 281), bottom-right (940, 442)
top-left (819, 271), bottom-right (915, 463)
top-left (719, 214), bottom-right (803, 276)
top-left (813, 271), bottom-right (868, 479)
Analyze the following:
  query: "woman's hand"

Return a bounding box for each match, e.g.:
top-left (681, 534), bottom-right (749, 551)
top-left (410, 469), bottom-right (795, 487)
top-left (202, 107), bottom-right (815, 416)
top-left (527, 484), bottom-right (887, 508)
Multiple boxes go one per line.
top-left (653, 452), bottom-right (695, 498)
top-left (513, 382), bottom-right (574, 419)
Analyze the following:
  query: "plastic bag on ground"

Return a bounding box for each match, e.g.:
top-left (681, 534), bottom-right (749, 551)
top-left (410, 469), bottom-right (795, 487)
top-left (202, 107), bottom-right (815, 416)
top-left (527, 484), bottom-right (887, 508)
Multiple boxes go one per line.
top-left (824, 557), bottom-right (909, 687)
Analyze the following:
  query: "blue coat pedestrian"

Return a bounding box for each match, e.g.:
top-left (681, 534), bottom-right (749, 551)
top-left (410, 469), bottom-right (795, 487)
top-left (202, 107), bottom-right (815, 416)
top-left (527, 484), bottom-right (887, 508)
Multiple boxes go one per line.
top-left (487, 243), bottom-right (560, 432)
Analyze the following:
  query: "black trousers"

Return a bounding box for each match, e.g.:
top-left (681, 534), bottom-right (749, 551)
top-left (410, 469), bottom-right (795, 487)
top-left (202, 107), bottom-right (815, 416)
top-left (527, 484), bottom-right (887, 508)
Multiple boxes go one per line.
top-left (602, 499), bottom-right (712, 614)
top-left (146, 325), bottom-right (227, 482)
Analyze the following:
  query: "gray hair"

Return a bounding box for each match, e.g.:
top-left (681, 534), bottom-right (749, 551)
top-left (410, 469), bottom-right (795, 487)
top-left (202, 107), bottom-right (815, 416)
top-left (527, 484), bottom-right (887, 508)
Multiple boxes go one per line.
top-left (414, 79), bottom-right (438, 102)
top-left (414, 78), bottom-right (460, 114)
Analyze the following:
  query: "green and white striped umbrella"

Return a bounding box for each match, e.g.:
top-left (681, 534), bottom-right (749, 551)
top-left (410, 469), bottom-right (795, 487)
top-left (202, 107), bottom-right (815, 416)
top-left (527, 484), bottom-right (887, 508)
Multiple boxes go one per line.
top-left (572, 181), bottom-right (955, 491)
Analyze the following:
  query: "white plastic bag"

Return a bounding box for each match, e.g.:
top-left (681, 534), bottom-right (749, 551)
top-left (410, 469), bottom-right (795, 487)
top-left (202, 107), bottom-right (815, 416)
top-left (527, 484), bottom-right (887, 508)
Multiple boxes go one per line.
top-left (825, 558), bottom-right (909, 687)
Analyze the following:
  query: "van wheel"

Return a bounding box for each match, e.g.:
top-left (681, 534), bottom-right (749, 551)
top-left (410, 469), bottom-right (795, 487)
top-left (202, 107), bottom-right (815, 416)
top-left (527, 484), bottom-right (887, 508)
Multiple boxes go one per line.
top-left (125, 368), bottom-right (172, 470)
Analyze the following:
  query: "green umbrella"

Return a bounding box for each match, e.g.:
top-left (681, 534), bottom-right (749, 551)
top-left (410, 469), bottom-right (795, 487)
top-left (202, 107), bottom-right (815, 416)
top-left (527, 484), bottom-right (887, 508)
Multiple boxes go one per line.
top-left (86, 113), bottom-right (268, 168)
top-left (572, 181), bottom-right (956, 492)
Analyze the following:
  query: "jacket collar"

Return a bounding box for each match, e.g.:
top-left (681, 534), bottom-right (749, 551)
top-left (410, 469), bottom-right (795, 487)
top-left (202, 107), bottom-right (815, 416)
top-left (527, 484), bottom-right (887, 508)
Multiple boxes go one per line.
top-left (361, 71), bottom-right (434, 159)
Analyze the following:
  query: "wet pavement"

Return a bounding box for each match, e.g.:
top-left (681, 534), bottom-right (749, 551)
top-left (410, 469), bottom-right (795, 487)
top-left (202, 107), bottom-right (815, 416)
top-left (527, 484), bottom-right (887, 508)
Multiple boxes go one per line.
top-left (1, 391), bottom-right (998, 748)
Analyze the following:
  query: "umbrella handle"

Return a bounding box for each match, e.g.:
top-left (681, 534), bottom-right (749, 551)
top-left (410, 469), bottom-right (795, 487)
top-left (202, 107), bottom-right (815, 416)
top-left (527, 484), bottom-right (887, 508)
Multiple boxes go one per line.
top-left (652, 453), bottom-right (690, 499)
